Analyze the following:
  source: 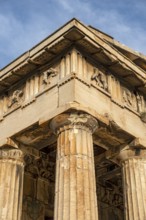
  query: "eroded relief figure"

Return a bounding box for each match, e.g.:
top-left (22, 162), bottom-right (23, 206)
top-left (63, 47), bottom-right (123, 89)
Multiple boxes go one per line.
top-left (136, 93), bottom-right (146, 122)
top-left (123, 88), bottom-right (140, 111)
top-left (91, 68), bottom-right (108, 91)
top-left (43, 68), bottom-right (58, 85)
top-left (123, 89), bottom-right (133, 107)
top-left (122, 87), bottom-right (146, 114)
top-left (97, 183), bottom-right (123, 208)
top-left (8, 89), bottom-right (23, 108)
top-left (24, 154), bottom-right (55, 181)
top-left (136, 92), bottom-right (144, 113)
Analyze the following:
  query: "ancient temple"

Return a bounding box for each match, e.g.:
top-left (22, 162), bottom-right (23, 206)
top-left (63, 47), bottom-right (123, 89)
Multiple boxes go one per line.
top-left (0, 18), bottom-right (146, 220)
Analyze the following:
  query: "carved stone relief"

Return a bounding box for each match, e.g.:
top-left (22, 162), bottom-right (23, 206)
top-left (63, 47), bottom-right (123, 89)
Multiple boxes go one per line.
top-left (122, 88), bottom-right (137, 111)
top-left (123, 89), bottom-right (132, 106)
top-left (97, 182), bottom-right (123, 209)
top-left (24, 153), bottom-right (55, 182)
top-left (42, 68), bottom-right (58, 85)
top-left (91, 68), bottom-right (108, 91)
top-left (8, 89), bottom-right (23, 108)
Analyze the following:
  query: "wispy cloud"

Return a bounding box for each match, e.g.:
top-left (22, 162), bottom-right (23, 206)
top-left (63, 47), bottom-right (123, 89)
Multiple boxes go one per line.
top-left (54, 0), bottom-right (146, 54)
top-left (0, 0), bottom-right (146, 68)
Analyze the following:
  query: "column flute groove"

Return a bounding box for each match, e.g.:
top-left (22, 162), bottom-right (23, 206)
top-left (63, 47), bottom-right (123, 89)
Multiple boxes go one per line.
top-left (118, 149), bottom-right (146, 220)
top-left (0, 148), bottom-right (24, 220)
top-left (51, 113), bottom-right (99, 220)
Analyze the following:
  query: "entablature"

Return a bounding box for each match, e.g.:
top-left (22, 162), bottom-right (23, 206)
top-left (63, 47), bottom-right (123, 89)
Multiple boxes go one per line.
top-left (0, 47), bottom-right (145, 125)
top-left (0, 18), bottom-right (146, 95)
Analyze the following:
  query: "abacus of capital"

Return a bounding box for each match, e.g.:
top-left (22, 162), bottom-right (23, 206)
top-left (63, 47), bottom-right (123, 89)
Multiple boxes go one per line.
top-left (0, 18), bottom-right (146, 220)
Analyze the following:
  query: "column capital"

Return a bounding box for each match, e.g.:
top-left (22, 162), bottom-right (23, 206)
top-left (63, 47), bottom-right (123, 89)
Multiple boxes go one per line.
top-left (0, 148), bottom-right (24, 163)
top-left (50, 112), bottom-right (98, 134)
top-left (117, 148), bottom-right (146, 163)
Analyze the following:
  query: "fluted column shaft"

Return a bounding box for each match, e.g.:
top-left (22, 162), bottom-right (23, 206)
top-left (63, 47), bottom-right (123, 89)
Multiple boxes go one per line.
top-left (119, 149), bottom-right (146, 220)
top-left (51, 113), bottom-right (99, 220)
top-left (0, 148), bottom-right (24, 220)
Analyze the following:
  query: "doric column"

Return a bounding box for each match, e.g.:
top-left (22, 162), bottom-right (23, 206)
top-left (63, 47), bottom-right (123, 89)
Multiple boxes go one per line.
top-left (118, 148), bottom-right (146, 220)
top-left (51, 113), bottom-right (99, 220)
top-left (0, 148), bottom-right (24, 220)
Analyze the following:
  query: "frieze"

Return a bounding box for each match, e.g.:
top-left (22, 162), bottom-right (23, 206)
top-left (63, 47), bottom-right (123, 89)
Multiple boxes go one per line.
top-left (122, 87), bottom-right (146, 113)
top-left (24, 153), bottom-right (55, 181)
top-left (97, 182), bottom-right (123, 209)
top-left (90, 65), bottom-right (146, 115)
top-left (0, 48), bottom-right (146, 122)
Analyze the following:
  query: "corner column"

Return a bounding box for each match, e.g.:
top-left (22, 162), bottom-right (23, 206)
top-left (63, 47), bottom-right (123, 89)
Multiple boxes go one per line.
top-left (0, 148), bottom-right (24, 220)
top-left (118, 148), bottom-right (146, 220)
top-left (51, 113), bottom-right (99, 220)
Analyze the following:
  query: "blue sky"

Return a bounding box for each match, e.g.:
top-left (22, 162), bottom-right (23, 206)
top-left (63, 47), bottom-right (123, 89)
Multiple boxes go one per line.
top-left (0, 0), bottom-right (146, 69)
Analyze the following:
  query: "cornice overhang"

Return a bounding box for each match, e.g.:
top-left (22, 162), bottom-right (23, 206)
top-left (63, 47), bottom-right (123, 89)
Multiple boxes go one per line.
top-left (88, 25), bottom-right (146, 72)
top-left (0, 18), bottom-right (146, 95)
